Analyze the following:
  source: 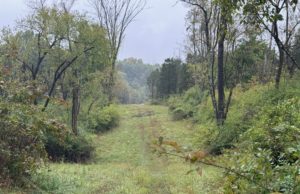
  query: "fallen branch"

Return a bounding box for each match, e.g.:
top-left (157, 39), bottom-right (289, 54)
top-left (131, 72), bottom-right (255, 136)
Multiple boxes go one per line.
top-left (161, 151), bottom-right (271, 192)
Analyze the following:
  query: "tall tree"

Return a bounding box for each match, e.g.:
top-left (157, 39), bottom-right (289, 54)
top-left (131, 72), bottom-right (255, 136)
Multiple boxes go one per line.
top-left (1, 1), bottom-right (110, 135)
top-left (159, 58), bottom-right (182, 98)
top-left (242, 0), bottom-right (300, 88)
top-left (147, 69), bottom-right (160, 101)
top-left (181, 0), bottom-right (238, 125)
top-left (90, 0), bottom-right (145, 102)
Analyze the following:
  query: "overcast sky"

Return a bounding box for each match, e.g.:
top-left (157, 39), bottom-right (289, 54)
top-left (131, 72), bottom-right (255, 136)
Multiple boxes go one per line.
top-left (0, 0), bottom-right (188, 64)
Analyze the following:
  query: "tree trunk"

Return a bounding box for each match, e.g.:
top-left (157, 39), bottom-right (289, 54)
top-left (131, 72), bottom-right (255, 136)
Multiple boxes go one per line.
top-left (107, 54), bottom-right (118, 103)
top-left (32, 75), bottom-right (39, 105)
top-left (108, 69), bottom-right (115, 103)
top-left (43, 79), bottom-right (57, 110)
top-left (217, 18), bottom-right (226, 126)
top-left (72, 85), bottom-right (80, 135)
top-left (60, 73), bottom-right (68, 100)
top-left (87, 97), bottom-right (98, 115)
top-left (203, 10), bottom-right (219, 124)
top-left (151, 83), bottom-right (154, 100)
top-left (275, 46), bottom-right (284, 89)
top-left (288, 63), bottom-right (295, 78)
top-left (285, 0), bottom-right (294, 78)
top-left (263, 35), bottom-right (273, 84)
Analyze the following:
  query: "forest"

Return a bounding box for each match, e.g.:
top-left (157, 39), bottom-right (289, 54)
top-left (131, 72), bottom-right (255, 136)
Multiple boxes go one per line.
top-left (0, 0), bottom-right (300, 193)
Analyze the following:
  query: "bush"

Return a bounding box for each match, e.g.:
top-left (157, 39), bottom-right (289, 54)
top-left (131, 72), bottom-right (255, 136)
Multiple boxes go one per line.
top-left (87, 105), bottom-right (120, 133)
top-left (167, 87), bottom-right (207, 121)
top-left (208, 84), bottom-right (276, 154)
top-left (46, 134), bottom-right (94, 163)
top-left (64, 135), bottom-right (94, 163)
top-left (209, 81), bottom-right (300, 154)
top-left (172, 107), bottom-right (187, 120)
top-left (0, 102), bottom-right (46, 185)
top-left (223, 98), bottom-right (300, 193)
top-left (0, 101), bottom-right (93, 186)
top-left (43, 121), bottom-right (94, 163)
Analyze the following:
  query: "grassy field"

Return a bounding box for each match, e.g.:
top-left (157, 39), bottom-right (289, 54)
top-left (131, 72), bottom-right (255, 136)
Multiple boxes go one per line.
top-left (3, 105), bottom-right (222, 194)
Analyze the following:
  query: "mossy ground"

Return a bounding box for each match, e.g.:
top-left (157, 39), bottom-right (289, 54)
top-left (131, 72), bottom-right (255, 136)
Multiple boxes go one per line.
top-left (2, 105), bottom-right (222, 194)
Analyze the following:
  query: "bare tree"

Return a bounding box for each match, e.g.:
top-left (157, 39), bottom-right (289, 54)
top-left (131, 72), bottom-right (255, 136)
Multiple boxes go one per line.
top-left (90, 0), bottom-right (146, 102)
top-left (26, 0), bottom-right (47, 10)
top-left (59, 0), bottom-right (77, 13)
top-left (26, 0), bottom-right (77, 11)
top-left (182, 0), bottom-right (235, 125)
top-left (182, 0), bottom-right (218, 120)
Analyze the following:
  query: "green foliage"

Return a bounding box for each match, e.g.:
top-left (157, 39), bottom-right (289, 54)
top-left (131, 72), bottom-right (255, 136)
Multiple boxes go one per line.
top-left (87, 105), bottom-right (120, 133)
top-left (147, 58), bottom-right (192, 101)
top-left (223, 98), bottom-right (300, 193)
top-left (43, 120), bottom-right (94, 163)
top-left (291, 30), bottom-right (300, 74)
top-left (0, 4), bottom-right (110, 110)
top-left (159, 58), bottom-right (183, 97)
top-left (241, 0), bottom-right (298, 25)
top-left (45, 133), bottom-right (94, 163)
top-left (208, 84), bottom-right (266, 153)
top-left (0, 102), bottom-right (46, 185)
top-left (195, 80), bottom-right (300, 155)
top-left (162, 76), bottom-right (300, 192)
top-left (24, 105), bottom-right (222, 194)
top-left (0, 78), bottom-right (36, 105)
top-left (0, 79), bottom-right (47, 185)
top-left (116, 58), bottom-right (157, 104)
top-left (147, 68), bottom-right (161, 101)
top-left (226, 37), bottom-right (275, 85)
top-left (0, 76), bottom-right (94, 187)
top-left (168, 86), bottom-right (208, 121)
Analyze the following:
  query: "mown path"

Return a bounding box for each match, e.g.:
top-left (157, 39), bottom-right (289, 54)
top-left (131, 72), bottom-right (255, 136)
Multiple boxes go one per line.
top-left (15, 105), bottom-right (222, 194)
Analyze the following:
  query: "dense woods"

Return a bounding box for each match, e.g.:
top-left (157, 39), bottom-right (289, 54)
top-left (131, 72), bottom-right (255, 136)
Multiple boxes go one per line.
top-left (1, 0), bottom-right (300, 193)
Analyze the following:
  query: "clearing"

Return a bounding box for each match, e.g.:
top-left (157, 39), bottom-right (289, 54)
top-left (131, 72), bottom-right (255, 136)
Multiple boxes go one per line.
top-left (10, 105), bottom-right (222, 194)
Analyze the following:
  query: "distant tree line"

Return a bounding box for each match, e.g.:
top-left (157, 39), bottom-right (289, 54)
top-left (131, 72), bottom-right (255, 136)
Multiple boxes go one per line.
top-left (114, 58), bottom-right (156, 104)
top-left (147, 58), bottom-right (193, 100)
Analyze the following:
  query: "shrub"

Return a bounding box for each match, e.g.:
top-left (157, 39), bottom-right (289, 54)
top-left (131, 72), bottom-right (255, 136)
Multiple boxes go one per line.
top-left (45, 134), bottom-right (94, 163)
top-left (64, 135), bottom-right (94, 163)
top-left (172, 107), bottom-right (187, 120)
top-left (167, 95), bottom-right (181, 112)
top-left (223, 98), bottom-right (300, 193)
top-left (209, 81), bottom-right (300, 154)
top-left (0, 102), bottom-right (46, 185)
top-left (167, 86), bottom-right (207, 121)
top-left (0, 101), bottom-right (93, 186)
top-left (87, 105), bottom-right (120, 133)
top-left (43, 121), bottom-right (94, 163)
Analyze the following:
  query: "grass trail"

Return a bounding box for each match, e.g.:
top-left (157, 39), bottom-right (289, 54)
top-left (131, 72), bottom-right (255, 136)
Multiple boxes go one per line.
top-left (7, 105), bottom-right (222, 194)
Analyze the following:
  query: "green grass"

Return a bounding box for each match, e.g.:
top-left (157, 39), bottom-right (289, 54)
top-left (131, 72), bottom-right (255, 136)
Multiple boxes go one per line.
top-left (2, 104), bottom-right (222, 194)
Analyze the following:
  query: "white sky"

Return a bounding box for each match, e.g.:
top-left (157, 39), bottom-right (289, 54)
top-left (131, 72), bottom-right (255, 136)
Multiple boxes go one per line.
top-left (0, 0), bottom-right (188, 64)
